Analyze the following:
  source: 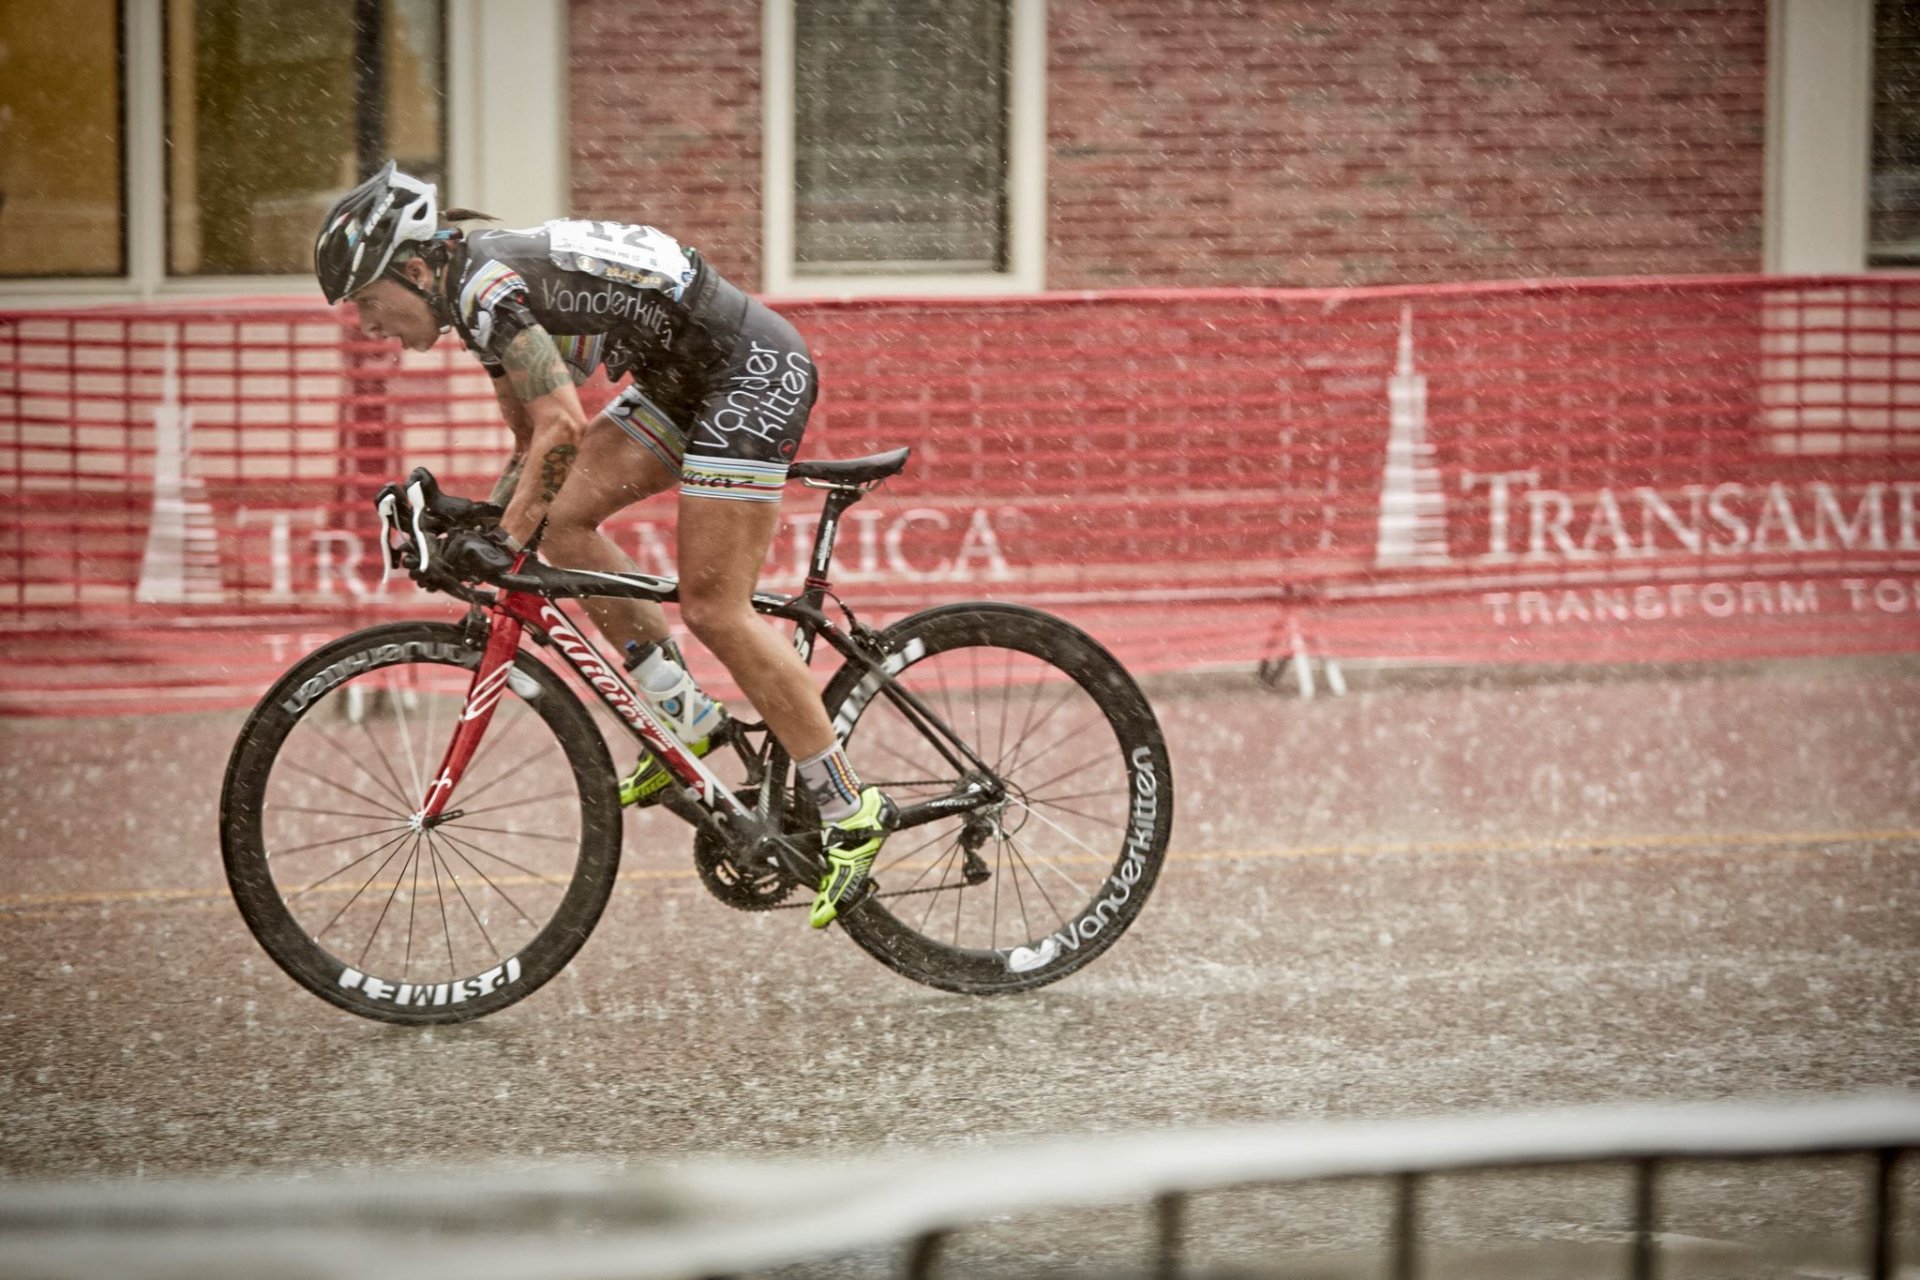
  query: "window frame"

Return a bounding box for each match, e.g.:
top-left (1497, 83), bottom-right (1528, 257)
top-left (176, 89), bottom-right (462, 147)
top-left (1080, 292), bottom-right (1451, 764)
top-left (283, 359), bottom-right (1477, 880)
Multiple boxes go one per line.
top-left (0, 0), bottom-right (566, 307)
top-left (1764, 0), bottom-right (1896, 274)
top-left (762, 0), bottom-right (1047, 299)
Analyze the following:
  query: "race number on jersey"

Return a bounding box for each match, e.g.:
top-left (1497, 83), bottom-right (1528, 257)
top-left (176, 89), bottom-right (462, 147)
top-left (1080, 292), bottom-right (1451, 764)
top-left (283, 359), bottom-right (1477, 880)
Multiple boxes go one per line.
top-left (543, 220), bottom-right (694, 298)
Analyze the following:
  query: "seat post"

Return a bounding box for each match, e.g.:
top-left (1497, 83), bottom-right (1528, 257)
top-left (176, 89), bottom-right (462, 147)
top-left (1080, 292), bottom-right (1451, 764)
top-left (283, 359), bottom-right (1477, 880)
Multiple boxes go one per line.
top-left (800, 482), bottom-right (865, 605)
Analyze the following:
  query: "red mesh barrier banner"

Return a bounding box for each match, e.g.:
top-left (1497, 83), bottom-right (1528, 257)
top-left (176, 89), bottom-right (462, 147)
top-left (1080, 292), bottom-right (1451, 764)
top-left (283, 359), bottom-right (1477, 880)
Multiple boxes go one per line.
top-left (3, 275), bottom-right (1918, 715)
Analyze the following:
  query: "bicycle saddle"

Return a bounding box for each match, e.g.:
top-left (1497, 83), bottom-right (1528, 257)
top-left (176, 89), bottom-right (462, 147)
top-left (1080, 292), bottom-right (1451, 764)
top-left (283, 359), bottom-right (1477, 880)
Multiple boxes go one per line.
top-left (789, 447), bottom-right (911, 486)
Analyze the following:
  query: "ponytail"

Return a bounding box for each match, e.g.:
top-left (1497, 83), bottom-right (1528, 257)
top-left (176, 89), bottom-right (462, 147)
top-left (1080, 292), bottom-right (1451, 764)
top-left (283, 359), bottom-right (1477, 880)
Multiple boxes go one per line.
top-left (442, 207), bottom-right (498, 223)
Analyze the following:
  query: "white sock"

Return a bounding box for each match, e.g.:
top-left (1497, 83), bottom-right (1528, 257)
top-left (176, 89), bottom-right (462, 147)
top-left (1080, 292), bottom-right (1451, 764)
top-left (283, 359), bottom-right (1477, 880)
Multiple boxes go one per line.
top-left (797, 742), bottom-right (864, 822)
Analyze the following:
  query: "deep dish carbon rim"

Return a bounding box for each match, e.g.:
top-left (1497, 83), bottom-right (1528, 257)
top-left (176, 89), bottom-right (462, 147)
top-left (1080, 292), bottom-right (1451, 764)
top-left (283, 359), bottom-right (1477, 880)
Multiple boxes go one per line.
top-left (220, 622), bottom-right (622, 1024)
top-left (822, 604), bottom-right (1172, 994)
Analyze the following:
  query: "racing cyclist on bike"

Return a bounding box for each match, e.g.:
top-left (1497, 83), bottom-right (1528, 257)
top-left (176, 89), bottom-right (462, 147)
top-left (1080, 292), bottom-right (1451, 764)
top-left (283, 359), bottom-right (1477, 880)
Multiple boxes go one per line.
top-left (312, 162), bottom-right (888, 929)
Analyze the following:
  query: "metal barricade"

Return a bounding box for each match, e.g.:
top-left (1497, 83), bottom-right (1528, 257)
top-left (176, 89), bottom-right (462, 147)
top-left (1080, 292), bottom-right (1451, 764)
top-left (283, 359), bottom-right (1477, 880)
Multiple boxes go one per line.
top-left (1, 1094), bottom-right (1913, 1279)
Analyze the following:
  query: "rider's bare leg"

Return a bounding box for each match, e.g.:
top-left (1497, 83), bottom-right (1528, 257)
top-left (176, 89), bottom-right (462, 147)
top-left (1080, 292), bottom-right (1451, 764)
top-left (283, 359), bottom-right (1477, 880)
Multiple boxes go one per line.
top-left (675, 490), bottom-right (839, 761)
top-left (540, 415), bottom-right (678, 653)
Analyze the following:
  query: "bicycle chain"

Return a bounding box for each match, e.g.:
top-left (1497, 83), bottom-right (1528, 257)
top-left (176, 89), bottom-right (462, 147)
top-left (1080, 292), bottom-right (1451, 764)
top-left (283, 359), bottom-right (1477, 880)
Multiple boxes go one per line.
top-left (766, 879), bottom-right (969, 910)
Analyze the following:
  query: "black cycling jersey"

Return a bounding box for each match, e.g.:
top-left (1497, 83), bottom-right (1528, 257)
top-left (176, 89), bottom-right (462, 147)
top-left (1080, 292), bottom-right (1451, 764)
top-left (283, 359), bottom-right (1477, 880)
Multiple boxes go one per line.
top-left (447, 220), bottom-right (817, 501)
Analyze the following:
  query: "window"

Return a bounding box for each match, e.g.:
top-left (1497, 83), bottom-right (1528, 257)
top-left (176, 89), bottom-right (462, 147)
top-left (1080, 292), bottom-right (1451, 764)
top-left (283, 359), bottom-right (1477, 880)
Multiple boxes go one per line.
top-left (0, 1), bottom-right (124, 278)
top-left (0, 0), bottom-right (464, 293)
top-left (794, 1), bottom-right (1010, 274)
top-left (167, 0), bottom-right (445, 277)
top-left (1870, 0), bottom-right (1920, 266)
top-left (765, 0), bottom-right (1045, 296)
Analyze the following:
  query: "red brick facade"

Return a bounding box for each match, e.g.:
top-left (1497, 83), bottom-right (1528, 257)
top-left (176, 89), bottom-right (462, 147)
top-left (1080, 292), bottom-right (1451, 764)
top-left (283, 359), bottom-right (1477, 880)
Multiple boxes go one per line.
top-left (567, 0), bottom-right (1766, 292)
top-left (569, 1), bottom-right (766, 284)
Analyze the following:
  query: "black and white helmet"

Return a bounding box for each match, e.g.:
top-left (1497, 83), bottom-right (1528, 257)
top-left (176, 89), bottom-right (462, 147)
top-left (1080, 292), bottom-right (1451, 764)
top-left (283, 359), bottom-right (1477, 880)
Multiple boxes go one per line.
top-left (313, 161), bottom-right (440, 303)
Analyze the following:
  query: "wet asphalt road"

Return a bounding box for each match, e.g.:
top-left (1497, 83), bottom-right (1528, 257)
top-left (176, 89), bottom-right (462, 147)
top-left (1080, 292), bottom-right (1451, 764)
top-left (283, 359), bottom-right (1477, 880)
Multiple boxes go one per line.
top-left (1, 657), bottom-right (1917, 1275)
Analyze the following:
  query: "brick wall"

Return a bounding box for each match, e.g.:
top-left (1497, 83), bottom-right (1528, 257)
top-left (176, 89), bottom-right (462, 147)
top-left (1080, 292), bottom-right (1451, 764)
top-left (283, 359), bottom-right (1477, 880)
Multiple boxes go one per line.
top-left (567, 0), bottom-right (765, 286)
top-left (1049, 0), bottom-right (1767, 288)
top-left (567, 0), bottom-right (1767, 292)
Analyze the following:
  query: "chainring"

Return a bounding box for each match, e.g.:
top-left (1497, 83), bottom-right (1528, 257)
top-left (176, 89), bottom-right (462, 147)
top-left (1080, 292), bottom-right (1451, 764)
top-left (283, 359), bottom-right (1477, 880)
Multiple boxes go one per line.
top-left (692, 796), bottom-right (802, 912)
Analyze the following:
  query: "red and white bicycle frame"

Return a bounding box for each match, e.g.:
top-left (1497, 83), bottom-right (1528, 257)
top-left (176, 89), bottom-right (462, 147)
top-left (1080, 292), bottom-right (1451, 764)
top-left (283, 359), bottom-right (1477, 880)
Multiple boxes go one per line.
top-left (377, 484), bottom-right (753, 831)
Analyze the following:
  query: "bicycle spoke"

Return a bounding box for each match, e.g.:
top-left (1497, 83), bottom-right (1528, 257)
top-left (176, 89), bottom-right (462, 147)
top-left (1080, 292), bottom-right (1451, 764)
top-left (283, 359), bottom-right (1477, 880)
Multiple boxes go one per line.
top-left (280, 758), bottom-right (411, 821)
top-left (877, 825), bottom-right (960, 878)
top-left (995, 697), bottom-right (1097, 783)
top-left (427, 835), bottom-right (457, 980)
top-left (1009, 748), bottom-right (1114, 802)
top-left (388, 675), bottom-right (429, 804)
top-left (439, 822), bottom-right (576, 845)
top-left (991, 678), bottom-right (1080, 775)
top-left (276, 805), bottom-right (402, 823)
top-left (995, 648), bottom-right (1016, 776)
top-left (1002, 831), bottom-right (1036, 944)
top-left (352, 718), bottom-right (419, 812)
top-left (434, 826), bottom-right (577, 887)
top-left (865, 733), bottom-right (944, 787)
top-left (1002, 831), bottom-right (1073, 925)
top-left (269, 822), bottom-right (414, 860)
top-left (305, 723), bottom-right (412, 811)
top-left (450, 737), bottom-right (566, 812)
top-left (951, 863), bottom-right (966, 946)
top-left (431, 830), bottom-right (546, 931)
top-left (990, 825), bottom-right (1003, 951)
top-left (357, 834), bottom-right (423, 968)
top-left (1002, 803), bottom-right (1103, 899)
top-left (892, 830), bottom-right (965, 894)
top-left (404, 828), bottom-right (426, 976)
top-left (1026, 795), bottom-right (1123, 826)
top-left (311, 832), bottom-right (414, 944)
top-left (1025, 784), bottom-right (1128, 807)
top-left (282, 829), bottom-right (413, 905)
top-left (454, 790), bottom-right (576, 819)
top-left (968, 646), bottom-right (983, 771)
top-left (998, 656), bottom-right (1044, 775)
top-left (916, 841), bottom-right (964, 932)
top-left (426, 830), bottom-right (501, 956)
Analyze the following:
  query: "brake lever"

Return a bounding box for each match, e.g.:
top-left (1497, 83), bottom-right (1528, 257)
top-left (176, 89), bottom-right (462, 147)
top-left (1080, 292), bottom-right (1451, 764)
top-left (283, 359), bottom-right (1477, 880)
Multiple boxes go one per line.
top-left (405, 476), bottom-right (436, 573)
top-left (375, 486), bottom-right (405, 587)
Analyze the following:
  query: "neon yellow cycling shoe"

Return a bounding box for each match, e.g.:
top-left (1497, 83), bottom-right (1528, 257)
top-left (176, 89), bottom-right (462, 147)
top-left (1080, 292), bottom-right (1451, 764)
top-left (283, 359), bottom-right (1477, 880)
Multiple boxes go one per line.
top-left (809, 786), bottom-right (895, 928)
top-left (619, 728), bottom-right (722, 807)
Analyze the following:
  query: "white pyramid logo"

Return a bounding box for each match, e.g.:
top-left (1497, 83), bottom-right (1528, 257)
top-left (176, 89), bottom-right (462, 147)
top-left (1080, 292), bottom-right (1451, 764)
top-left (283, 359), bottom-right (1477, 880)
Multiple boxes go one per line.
top-left (1373, 305), bottom-right (1450, 567)
top-left (135, 336), bottom-right (224, 603)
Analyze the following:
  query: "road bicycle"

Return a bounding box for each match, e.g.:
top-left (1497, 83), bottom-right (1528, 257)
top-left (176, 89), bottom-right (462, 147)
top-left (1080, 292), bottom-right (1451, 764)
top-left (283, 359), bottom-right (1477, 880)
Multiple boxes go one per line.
top-left (219, 448), bottom-right (1174, 1024)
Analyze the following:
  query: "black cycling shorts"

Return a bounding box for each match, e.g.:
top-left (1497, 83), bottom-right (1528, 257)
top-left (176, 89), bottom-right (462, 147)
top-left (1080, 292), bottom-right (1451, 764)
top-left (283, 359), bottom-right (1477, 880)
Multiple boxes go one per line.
top-left (604, 296), bottom-right (818, 503)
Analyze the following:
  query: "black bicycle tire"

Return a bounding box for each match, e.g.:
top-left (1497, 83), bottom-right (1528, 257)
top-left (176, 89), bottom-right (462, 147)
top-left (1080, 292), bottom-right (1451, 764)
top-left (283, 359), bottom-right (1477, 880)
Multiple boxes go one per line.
top-left (220, 620), bottom-right (623, 1025)
top-left (820, 603), bottom-right (1173, 994)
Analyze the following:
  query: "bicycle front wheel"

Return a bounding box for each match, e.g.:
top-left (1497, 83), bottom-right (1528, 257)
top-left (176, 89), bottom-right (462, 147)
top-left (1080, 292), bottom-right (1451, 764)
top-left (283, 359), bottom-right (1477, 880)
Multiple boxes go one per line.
top-left (220, 621), bottom-right (623, 1024)
top-left (821, 603), bottom-right (1173, 994)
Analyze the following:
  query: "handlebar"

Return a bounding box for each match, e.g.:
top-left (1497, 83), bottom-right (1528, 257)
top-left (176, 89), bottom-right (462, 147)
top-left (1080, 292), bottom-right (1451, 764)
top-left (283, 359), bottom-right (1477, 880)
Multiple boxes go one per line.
top-left (376, 467), bottom-right (513, 589)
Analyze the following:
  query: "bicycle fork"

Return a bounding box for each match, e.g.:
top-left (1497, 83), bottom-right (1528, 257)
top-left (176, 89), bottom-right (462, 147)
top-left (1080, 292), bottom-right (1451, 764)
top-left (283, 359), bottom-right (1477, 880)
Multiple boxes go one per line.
top-left (410, 607), bottom-right (526, 830)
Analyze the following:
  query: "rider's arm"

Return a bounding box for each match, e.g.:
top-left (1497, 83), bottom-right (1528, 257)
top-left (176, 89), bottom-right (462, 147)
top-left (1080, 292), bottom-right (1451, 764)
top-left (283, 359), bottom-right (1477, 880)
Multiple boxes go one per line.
top-left (488, 376), bottom-right (533, 507)
top-left (492, 324), bottom-right (588, 546)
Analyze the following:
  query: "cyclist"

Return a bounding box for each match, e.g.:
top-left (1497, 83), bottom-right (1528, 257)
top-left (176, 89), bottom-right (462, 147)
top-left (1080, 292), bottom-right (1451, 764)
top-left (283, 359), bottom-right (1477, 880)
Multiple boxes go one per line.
top-left (313, 161), bottom-right (889, 928)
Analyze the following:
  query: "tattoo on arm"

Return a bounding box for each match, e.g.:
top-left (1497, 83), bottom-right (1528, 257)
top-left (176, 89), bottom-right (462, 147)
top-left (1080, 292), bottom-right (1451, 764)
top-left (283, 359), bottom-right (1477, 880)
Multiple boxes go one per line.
top-left (500, 326), bottom-right (571, 403)
top-left (488, 452), bottom-right (525, 506)
top-left (538, 443), bottom-right (578, 504)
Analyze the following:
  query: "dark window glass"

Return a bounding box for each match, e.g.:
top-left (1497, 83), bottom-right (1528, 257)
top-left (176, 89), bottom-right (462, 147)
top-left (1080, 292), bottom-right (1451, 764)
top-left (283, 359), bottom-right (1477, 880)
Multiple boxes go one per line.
top-left (0, 1), bottom-right (124, 278)
top-left (794, 0), bottom-right (1009, 275)
top-left (167, 0), bottom-right (444, 276)
top-left (1871, 0), bottom-right (1920, 265)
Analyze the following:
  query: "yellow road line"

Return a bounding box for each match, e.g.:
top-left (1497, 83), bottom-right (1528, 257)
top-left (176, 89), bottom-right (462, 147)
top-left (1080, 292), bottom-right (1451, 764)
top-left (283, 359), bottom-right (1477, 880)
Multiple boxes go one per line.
top-left (1, 827), bottom-right (1914, 915)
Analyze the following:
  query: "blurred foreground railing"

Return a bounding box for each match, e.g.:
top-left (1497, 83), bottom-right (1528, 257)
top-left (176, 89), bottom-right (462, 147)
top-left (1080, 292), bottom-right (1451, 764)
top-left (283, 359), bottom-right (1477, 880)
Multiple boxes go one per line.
top-left (1, 1094), bottom-right (1915, 1280)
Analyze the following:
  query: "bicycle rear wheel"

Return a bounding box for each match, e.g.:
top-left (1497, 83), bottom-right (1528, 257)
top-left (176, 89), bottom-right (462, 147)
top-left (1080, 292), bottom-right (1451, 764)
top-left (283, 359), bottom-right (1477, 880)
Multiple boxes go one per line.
top-left (220, 621), bottom-right (622, 1024)
top-left (820, 603), bottom-right (1173, 993)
